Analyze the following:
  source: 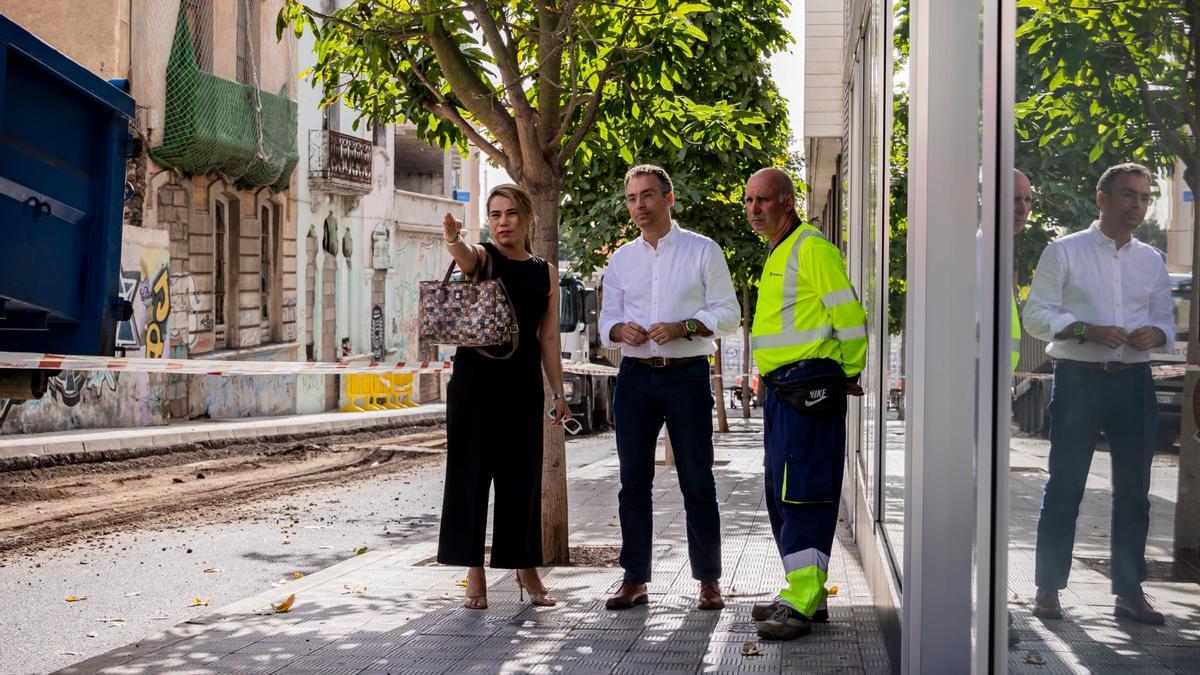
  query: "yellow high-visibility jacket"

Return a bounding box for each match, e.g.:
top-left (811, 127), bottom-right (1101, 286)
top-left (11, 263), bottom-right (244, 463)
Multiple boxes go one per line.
top-left (752, 224), bottom-right (867, 377)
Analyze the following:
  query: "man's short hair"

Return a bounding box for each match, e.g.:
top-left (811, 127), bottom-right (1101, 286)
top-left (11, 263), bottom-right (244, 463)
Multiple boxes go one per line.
top-left (624, 164), bottom-right (674, 195)
top-left (1097, 162), bottom-right (1153, 193)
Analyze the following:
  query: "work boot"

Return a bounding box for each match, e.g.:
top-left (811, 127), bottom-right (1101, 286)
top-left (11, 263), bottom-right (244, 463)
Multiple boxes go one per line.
top-left (752, 597), bottom-right (827, 623)
top-left (698, 581), bottom-right (725, 610)
top-left (756, 604), bottom-right (812, 641)
top-left (1032, 588), bottom-right (1062, 620)
top-left (1114, 593), bottom-right (1165, 625)
top-left (605, 581), bottom-right (649, 610)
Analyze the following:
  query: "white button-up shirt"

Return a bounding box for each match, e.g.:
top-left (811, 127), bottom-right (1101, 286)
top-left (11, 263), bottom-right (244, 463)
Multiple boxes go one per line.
top-left (599, 222), bottom-right (740, 358)
top-left (1023, 221), bottom-right (1174, 363)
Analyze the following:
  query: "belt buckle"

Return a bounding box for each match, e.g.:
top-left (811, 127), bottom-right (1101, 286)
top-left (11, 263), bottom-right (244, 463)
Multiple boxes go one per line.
top-left (648, 357), bottom-right (667, 368)
top-left (1102, 361), bottom-right (1121, 372)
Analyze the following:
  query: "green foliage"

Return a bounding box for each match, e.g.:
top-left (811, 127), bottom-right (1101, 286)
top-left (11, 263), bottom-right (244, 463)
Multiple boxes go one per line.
top-left (278, 0), bottom-right (771, 262)
top-left (558, 0), bottom-right (794, 292)
top-left (1014, 0), bottom-right (1198, 278)
top-left (887, 0), bottom-right (910, 336)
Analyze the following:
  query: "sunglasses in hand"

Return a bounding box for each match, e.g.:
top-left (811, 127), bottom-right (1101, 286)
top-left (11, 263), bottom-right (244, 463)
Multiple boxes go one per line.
top-left (547, 408), bottom-right (583, 435)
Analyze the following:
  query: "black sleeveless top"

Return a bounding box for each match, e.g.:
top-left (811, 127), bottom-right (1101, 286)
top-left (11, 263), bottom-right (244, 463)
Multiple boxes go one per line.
top-left (451, 243), bottom-right (550, 381)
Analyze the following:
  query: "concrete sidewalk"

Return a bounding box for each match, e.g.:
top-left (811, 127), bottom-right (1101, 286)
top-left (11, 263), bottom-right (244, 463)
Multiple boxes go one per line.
top-left (0, 405), bottom-right (446, 462)
top-left (1007, 436), bottom-right (1200, 674)
top-left (59, 418), bottom-right (890, 675)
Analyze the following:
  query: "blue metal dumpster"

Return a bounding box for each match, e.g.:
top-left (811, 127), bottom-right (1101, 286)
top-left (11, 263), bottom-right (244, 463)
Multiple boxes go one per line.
top-left (0, 15), bottom-right (135, 357)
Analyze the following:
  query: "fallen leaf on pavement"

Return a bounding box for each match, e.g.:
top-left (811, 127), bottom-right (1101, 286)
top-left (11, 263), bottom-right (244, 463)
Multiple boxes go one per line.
top-left (1024, 651), bottom-right (1046, 665)
top-left (741, 641), bottom-right (761, 656)
top-left (341, 585), bottom-right (367, 595)
top-left (282, 540), bottom-right (292, 545)
top-left (97, 618), bottom-right (127, 625)
top-left (202, 568), bottom-right (221, 574)
top-left (457, 579), bottom-right (469, 588)
top-left (828, 585), bottom-right (839, 597)
top-left (57, 652), bottom-right (80, 657)
top-left (190, 597), bottom-right (209, 607)
top-left (272, 594), bottom-right (296, 613)
top-left (355, 546), bottom-right (369, 555)
top-left (65, 596), bottom-right (87, 602)
top-left (85, 632), bottom-right (97, 638)
top-left (293, 571), bottom-right (304, 580)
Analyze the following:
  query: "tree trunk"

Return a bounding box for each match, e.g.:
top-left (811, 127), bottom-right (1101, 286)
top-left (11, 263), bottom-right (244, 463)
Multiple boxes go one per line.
top-left (713, 338), bottom-right (729, 433)
top-left (527, 184), bottom-right (570, 565)
top-left (741, 285), bottom-right (752, 420)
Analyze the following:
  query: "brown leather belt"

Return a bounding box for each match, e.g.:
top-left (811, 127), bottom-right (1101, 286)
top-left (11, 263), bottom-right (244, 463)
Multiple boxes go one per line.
top-left (1054, 358), bottom-right (1145, 373)
top-left (628, 356), bottom-right (709, 368)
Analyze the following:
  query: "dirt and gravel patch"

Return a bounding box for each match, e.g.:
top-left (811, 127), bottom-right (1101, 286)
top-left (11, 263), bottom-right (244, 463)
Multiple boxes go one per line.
top-left (0, 423), bottom-right (446, 558)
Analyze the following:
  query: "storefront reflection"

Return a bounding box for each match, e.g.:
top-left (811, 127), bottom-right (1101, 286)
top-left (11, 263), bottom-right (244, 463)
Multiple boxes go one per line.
top-left (1009, 2), bottom-right (1198, 668)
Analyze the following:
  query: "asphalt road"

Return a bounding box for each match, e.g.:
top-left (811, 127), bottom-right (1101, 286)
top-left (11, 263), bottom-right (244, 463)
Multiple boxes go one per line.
top-left (0, 430), bottom-right (617, 675)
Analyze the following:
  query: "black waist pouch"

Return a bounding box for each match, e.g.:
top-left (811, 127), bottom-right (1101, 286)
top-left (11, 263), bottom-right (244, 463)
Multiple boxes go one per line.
top-left (764, 367), bottom-right (846, 417)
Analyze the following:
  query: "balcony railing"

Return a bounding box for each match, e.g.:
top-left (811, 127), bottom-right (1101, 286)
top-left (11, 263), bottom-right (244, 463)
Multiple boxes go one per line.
top-left (309, 130), bottom-right (373, 195)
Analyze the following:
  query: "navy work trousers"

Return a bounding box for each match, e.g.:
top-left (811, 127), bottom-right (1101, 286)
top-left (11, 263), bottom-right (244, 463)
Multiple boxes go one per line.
top-left (1035, 360), bottom-right (1156, 596)
top-left (613, 358), bottom-right (721, 583)
top-left (763, 359), bottom-right (846, 615)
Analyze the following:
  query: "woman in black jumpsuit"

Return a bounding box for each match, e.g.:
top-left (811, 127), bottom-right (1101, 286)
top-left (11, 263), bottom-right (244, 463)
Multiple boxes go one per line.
top-left (437, 184), bottom-right (572, 609)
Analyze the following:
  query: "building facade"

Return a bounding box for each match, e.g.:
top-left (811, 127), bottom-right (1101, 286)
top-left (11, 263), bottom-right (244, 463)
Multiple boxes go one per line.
top-left (0, 0), bottom-right (477, 428)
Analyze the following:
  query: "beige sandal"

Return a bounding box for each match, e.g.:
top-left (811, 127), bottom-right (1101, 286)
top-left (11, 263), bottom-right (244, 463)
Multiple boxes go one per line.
top-left (516, 568), bottom-right (557, 607)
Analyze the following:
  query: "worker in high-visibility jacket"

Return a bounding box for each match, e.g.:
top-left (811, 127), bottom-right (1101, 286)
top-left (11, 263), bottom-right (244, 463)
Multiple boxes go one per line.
top-left (1011, 169), bottom-right (1033, 374)
top-left (743, 169), bottom-right (867, 641)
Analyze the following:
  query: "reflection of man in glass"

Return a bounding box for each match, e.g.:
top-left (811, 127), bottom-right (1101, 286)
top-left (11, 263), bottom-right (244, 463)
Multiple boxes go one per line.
top-left (1023, 162), bottom-right (1174, 624)
top-left (743, 168), bottom-right (867, 641)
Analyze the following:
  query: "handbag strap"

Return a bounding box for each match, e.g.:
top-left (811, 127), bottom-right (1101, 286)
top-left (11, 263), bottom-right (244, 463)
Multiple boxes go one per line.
top-left (439, 245), bottom-right (495, 284)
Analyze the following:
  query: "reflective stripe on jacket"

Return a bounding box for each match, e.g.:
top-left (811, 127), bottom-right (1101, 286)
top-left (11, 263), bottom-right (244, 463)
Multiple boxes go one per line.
top-left (752, 224), bottom-right (867, 377)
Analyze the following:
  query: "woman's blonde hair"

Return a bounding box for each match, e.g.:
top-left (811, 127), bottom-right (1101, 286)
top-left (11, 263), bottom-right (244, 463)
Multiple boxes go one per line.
top-left (487, 183), bottom-right (536, 254)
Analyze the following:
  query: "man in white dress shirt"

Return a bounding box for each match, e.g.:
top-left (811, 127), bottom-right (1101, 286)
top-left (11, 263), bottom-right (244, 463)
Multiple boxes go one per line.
top-left (599, 164), bottom-right (741, 611)
top-left (1023, 162), bottom-right (1173, 625)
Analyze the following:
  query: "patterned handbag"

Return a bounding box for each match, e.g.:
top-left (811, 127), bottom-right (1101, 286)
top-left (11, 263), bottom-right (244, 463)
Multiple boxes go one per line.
top-left (418, 249), bottom-right (519, 359)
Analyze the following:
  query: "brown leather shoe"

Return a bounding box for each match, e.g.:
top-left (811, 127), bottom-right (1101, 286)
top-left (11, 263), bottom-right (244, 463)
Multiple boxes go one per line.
top-left (1032, 588), bottom-right (1063, 620)
top-left (605, 581), bottom-right (649, 610)
top-left (1115, 593), bottom-right (1165, 625)
top-left (698, 581), bottom-right (725, 610)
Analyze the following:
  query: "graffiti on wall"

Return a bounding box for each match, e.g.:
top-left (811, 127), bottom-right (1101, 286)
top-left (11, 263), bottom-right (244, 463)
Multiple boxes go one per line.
top-left (370, 305), bottom-right (385, 361)
top-left (392, 234), bottom-right (446, 360)
top-left (113, 248), bottom-right (171, 359)
top-left (115, 270), bottom-right (142, 349)
top-left (38, 371), bottom-right (120, 408)
top-left (144, 267), bottom-right (171, 359)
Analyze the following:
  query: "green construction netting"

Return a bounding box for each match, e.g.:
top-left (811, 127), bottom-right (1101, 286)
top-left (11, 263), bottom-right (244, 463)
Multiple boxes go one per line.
top-left (151, 3), bottom-right (297, 192)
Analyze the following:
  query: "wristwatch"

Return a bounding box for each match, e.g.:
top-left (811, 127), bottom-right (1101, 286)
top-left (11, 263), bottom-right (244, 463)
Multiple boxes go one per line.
top-left (1073, 322), bottom-right (1089, 343)
top-left (683, 319), bottom-right (698, 341)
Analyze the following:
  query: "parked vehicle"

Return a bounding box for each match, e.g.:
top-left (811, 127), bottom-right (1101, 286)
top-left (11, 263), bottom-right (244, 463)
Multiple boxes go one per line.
top-left (730, 372), bottom-right (761, 408)
top-left (558, 272), bottom-right (617, 434)
top-left (1150, 273), bottom-right (1191, 452)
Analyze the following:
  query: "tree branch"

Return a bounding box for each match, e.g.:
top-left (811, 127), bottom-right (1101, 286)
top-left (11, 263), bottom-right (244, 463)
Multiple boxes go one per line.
top-left (418, 6), bottom-right (522, 156)
top-left (422, 100), bottom-right (509, 171)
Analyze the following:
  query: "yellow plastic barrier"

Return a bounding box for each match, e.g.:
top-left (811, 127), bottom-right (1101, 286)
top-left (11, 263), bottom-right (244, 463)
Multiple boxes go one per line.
top-left (391, 373), bottom-right (420, 408)
top-left (340, 373), bottom-right (370, 413)
top-left (341, 372), bottom-right (421, 412)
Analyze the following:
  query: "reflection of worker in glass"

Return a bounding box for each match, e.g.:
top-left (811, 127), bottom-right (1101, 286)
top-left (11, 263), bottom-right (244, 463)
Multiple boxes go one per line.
top-left (1023, 162), bottom-right (1174, 625)
top-left (1007, 169), bottom-right (1033, 648)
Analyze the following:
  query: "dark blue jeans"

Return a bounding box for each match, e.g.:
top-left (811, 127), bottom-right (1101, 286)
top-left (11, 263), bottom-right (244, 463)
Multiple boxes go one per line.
top-left (613, 358), bottom-right (721, 583)
top-left (1035, 360), bottom-right (1156, 596)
